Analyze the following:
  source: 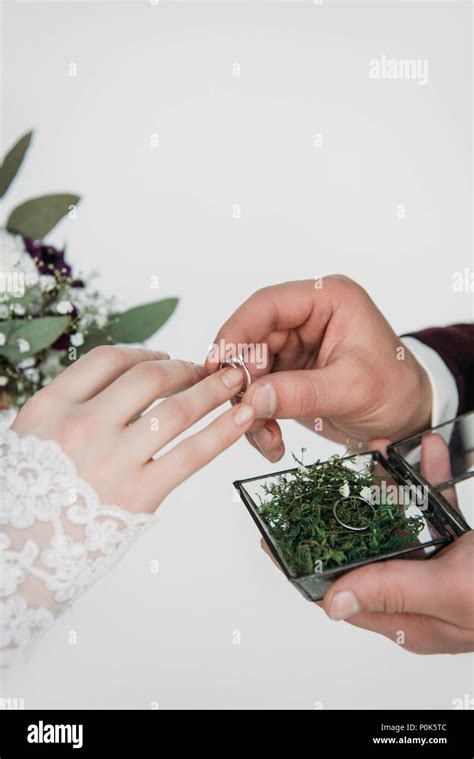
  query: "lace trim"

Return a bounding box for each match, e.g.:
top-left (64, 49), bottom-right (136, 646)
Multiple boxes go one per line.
top-left (0, 429), bottom-right (154, 667)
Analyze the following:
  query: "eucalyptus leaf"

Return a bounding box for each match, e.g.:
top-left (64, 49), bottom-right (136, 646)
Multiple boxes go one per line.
top-left (6, 194), bottom-right (80, 240)
top-left (76, 327), bottom-right (116, 357)
top-left (0, 316), bottom-right (71, 361)
top-left (0, 131), bottom-right (33, 198)
top-left (107, 298), bottom-right (178, 343)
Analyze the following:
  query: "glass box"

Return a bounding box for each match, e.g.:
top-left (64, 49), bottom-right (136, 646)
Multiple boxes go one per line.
top-left (234, 412), bottom-right (473, 601)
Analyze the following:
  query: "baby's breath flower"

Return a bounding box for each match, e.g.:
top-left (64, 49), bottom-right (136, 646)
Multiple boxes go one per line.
top-left (17, 357), bottom-right (35, 370)
top-left (70, 332), bottom-right (84, 347)
top-left (0, 333), bottom-right (5, 346)
top-left (339, 481), bottom-right (350, 498)
top-left (0, 376), bottom-right (8, 387)
top-left (24, 367), bottom-right (40, 383)
top-left (56, 300), bottom-right (74, 314)
top-left (11, 303), bottom-right (25, 316)
top-left (0, 229), bottom-right (40, 298)
top-left (16, 338), bottom-right (30, 354)
top-left (39, 352), bottom-right (63, 374)
top-left (39, 274), bottom-right (56, 292)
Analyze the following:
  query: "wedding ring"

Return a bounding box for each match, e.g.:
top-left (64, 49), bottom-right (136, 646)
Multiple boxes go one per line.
top-left (333, 496), bottom-right (376, 532)
top-left (219, 353), bottom-right (251, 398)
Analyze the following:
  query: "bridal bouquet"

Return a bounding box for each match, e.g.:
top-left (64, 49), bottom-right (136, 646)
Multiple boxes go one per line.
top-left (0, 131), bottom-right (177, 409)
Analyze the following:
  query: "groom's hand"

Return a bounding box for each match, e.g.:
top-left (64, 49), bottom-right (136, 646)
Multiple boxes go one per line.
top-left (319, 530), bottom-right (474, 654)
top-left (205, 277), bottom-right (432, 462)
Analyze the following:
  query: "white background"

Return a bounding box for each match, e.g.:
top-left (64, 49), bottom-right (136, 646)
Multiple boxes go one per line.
top-left (1, 0), bottom-right (473, 709)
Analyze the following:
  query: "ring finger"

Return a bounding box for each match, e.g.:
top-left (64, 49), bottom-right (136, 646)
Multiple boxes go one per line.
top-left (126, 366), bottom-right (245, 460)
top-left (85, 359), bottom-right (208, 424)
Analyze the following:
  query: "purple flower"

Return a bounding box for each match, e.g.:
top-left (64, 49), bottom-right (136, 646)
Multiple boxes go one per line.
top-left (22, 236), bottom-right (84, 287)
top-left (51, 333), bottom-right (72, 350)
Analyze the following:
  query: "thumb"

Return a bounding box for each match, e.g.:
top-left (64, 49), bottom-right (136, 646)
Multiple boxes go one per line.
top-left (240, 365), bottom-right (356, 421)
top-left (322, 558), bottom-right (445, 622)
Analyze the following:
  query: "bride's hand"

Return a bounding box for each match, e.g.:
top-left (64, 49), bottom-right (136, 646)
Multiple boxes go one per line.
top-left (12, 345), bottom-right (255, 513)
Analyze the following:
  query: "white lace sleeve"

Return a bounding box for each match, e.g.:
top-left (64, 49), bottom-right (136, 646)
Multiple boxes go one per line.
top-left (0, 429), bottom-right (155, 668)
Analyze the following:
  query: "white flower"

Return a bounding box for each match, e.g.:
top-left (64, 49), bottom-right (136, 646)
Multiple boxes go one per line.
top-left (11, 303), bottom-right (25, 316)
top-left (38, 351), bottom-right (64, 383)
top-left (39, 351), bottom-right (63, 378)
top-left (24, 368), bottom-right (40, 384)
top-left (39, 274), bottom-right (56, 292)
top-left (16, 338), bottom-right (30, 354)
top-left (298, 465), bottom-right (310, 475)
top-left (70, 332), bottom-right (84, 347)
top-left (0, 332), bottom-right (5, 346)
top-left (339, 481), bottom-right (350, 498)
top-left (17, 357), bottom-right (35, 369)
top-left (0, 376), bottom-right (8, 387)
top-left (360, 486), bottom-right (374, 504)
top-left (56, 300), bottom-right (74, 314)
top-left (0, 229), bottom-right (39, 299)
top-left (0, 305), bottom-right (8, 319)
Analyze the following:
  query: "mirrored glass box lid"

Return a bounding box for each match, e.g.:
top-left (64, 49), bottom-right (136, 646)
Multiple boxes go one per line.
top-left (234, 412), bottom-right (473, 602)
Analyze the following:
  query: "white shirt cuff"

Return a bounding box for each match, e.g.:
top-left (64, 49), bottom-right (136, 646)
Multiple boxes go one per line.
top-left (402, 336), bottom-right (459, 427)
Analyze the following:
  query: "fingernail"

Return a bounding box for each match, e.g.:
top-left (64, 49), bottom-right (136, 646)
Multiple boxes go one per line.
top-left (328, 591), bottom-right (361, 621)
top-left (251, 384), bottom-right (276, 419)
top-left (252, 427), bottom-right (273, 452)
top-left (267, 446), bottom-right (284, 463)
top-left (221, 367), bottom-right (244, 388)
top-left (155, 351), bottom-right (170, 360)
top-left (234, 404), bottom-right (254, 426)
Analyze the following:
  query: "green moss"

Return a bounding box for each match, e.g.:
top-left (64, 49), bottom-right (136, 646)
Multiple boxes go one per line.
top-left (257, 451), bottom-right (424, 575)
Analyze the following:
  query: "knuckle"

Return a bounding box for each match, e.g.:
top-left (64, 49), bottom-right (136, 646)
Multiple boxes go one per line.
top-left (182, 435), bottom-right (203, 463)
top-left (133, 360), bottom-right (166, 389)
top-left (254, 285), bottom-right (273, 300)
top-left (327, 274), bottom-right (369, 301)
top-left (288, 375), bottom-right (317, 417)
top-left (136, 359), bottom-right (200, 392)
top-left (252, 286), bottom-right (279, 319)
top-left (174, 359), bottom-right (204, 383)
top-left (169, 396), bottom-right (193, 429)
top-left (89, 345), bottom-right (127, 370)
top-left (376, 563), bottom-right (407, 615)
top-left (328, 273), bottom-right (355, 287)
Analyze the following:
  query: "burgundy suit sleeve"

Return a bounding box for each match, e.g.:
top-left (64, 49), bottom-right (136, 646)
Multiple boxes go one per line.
top-left (405, 324), bottom-right (474, 415)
